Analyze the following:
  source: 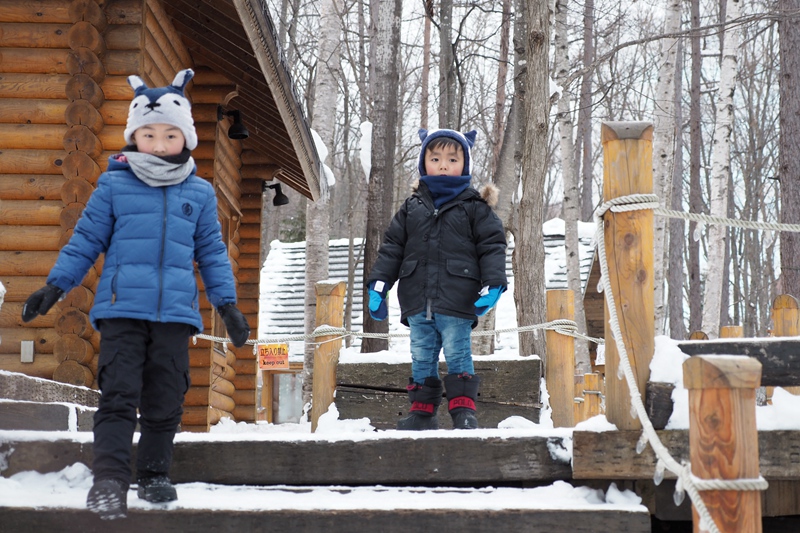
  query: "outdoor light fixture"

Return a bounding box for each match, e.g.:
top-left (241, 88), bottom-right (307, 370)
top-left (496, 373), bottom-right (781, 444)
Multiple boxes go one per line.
top-left (217, 105), bottom-right (250, 140)
top-left (263, 182), bottom-right (289, 206)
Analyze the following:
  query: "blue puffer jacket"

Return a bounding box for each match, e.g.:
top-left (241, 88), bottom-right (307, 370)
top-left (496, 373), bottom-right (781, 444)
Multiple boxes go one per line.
top-left (47, 156), bottom-right (237, 332)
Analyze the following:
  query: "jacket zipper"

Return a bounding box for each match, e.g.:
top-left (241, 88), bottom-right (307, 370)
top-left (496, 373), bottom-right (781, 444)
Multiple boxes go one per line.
top-left (157, 188), bottom-right (167, 321)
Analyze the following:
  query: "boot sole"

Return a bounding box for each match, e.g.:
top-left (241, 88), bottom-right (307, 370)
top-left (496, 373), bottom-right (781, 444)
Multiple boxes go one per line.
top-left (87, 482), bottom-right (127, 520)
top-left (137, 485), bottom-right (178, 503)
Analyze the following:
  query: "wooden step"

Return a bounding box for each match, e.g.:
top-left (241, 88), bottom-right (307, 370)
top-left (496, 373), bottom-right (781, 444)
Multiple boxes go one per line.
top-left (0, 430), bottom-right (572, 485)
top-left (0, 485), bottom-right (652, 533)
top-left (0, 399), bottom-right (95, 431)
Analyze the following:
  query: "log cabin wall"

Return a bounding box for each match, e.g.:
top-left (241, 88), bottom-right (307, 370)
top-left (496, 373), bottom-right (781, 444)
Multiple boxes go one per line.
top-left (0, 0), bottom-right (260, 432)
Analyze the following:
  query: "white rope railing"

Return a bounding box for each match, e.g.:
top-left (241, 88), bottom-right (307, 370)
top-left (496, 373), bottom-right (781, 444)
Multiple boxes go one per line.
top-left (595, 194), bottom-right (771, 533)
top-left (193, 319), bottom-right (604, 351)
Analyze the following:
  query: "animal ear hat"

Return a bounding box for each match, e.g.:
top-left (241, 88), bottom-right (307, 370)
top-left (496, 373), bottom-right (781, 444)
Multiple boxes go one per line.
top-left (124, 69), bottom-right (197, 150)
top-left (417, 128), bottom-right (477, 176)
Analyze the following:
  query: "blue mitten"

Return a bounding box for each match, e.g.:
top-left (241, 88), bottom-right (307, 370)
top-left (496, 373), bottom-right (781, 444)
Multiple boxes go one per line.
top-left (368, 280), bottom-right (388, 321)
top-left (474, 285), bottom-right (505, 316)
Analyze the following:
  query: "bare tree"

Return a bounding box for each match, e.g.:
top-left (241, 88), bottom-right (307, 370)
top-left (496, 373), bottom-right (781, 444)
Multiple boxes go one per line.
top-left (702, 0), bottom-right (742, 338)
top-left (780, 0), bottom-right (800, 298)
top-left (514, 0), bottom-right (549, 361)
top-left (302, 0), bottom-right (341, 405)
top-left (687, 0), bottom-right (704, 335)
top-left (554, 0), bottom-right (590, 373)
top-left (652, 0), bottom-right (681, 336)
top-left (361, 0), bottom-right (402, 353)
top-left (577, 0), bottom-right (595, 222)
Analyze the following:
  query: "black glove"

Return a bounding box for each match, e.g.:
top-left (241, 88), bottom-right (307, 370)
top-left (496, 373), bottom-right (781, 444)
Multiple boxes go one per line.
top-left (217, 303), bottom-right (250, 348)
top-left (22, 284), bottom-right (64, 322)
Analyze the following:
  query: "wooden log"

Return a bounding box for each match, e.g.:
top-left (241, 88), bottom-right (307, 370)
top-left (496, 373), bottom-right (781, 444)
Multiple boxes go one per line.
top-left (720, 325), bottom-right (743, 338)
top-left (53, 360), bottom-right (94, 387)
top-left (104, 24), bottom-right (141, 50)
top-left (68, 0), bottom-right (108, 31)
top-left (211, 377), bottom-right (235, 397)
top-left (67, 21), bottom-right (106, 55)
top-left (0, 22), bottom-right (72, 48)
top-left (311, 281), bottom-right (346, 432)
top-left (0, 301), bottom-right (55, 328)
top-left (0, 124), bottom-right (68, 150)
top-left (53, 333), bottom-right (94, 364)
top-left (0, 275), bottom-right (48, 301)
top-left (105, 0), bottom-right (143, 26)
top-left (210, 389), bottom-right (236, 413)
top-left (771, 294), bottom-right (800, 396)
top-left (63, 125), bottom-right (103, 157)
top-left (583, 372), bottom-right (603, 420)
top-left (684, 356), bottom-right (763, 532)
top-left (99, 76), bottom-right (135, 100)
top-left (98, 100), bottom-right (130, 125)
top-left (184, 386), bottom-right (210, 406)
top-left (54, 307), bottom-right (94, 338)
top-left (0, 174), bottom-right (65, 200)
top-left (96, 125), bottom-right (126, 150)
top-left (0, 149), bottom-right (65, 175)
top-left (0, 353), bottom-right (57, 379)
top-left (102, 50), bottom-right (141, 76)
top-left (65, 98), bottom-right (104, 132)
top-left (0, 225), bottom-right (61, 250)
top-left (61, 177), bottom-right (95, 204)
top-left (0, 2), bottom-right (71, 23)
top-left (0, 73), bottom-right (70, 99)
top-left (181, 406), bottom-right (210, 428)
top-left (0, 327), bottom-right (60, 354)
top-left (146, 0), bottom-right (193, 65)
top-left (66, 47), bottom-right (105, 82)
top-left (0, 251), bottom-right (59, 276)
top-left (56, 284), bottom-right (94, 313)
top-left (0, 98), bottom-right (68, 123)
top-left (232, 389), bottom-right (256, 406)
top-left (189, 367), bottom-right (211, 387)
top-left (60, 203), bottom-right (86, 231)
top-left (61, 151), bottom-right (101, 182)
top-left (66, 74), bottom-right (104, 106)
top-left (545, 289), bottom-right (575, 427)
top-left (677, 338), bottom-right (800, 387)
top-left (645, 381), bottom-right (675, 430)
top-left (601, 121), bottom-right (655, 431)
top-left (689, 331), bottom-right (708, 340)
top-left (232, 404), bottom-right (255, 422)
top-left (0, 48), bottom-right (68, 73)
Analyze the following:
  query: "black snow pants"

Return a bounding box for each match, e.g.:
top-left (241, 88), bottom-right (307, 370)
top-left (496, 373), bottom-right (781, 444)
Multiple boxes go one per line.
top-left (92, 318), bottom-right (192, 484)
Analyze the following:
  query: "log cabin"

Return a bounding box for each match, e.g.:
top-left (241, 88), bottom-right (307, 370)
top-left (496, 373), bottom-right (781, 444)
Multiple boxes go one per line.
top-left (0, 0), bottom-right (321, 432)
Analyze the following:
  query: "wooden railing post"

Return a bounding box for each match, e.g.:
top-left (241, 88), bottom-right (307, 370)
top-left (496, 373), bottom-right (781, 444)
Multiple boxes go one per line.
top-left (601, 121), bottom-right (655, 431)
top-left (310, 281), bottom-right (346, 433)
top-left (683, 356), bottom-right (762, 533)
top-left (771, 294), bottom-right (800, 396)
top-left (546, 289), bottom-right (574, 427)
top-left (583, 373), bottom-right (603, 420)
top-left (720, 325), bottom-right (743, 339)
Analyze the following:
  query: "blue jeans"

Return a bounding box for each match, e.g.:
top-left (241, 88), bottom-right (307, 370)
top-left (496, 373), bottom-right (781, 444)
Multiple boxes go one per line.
top-left (408, 312), bottom-right (474, 384)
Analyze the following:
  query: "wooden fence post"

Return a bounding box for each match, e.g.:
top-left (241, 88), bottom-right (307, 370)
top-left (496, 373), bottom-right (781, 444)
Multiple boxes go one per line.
top-left (583, 373), bottom-right (603, 420)
top-left (772, 294), bottom-right (800, 396)
top-left (683, 355), bottom-right (762, 533)
top-left (310, 281), bottom-right (346, 433)
top-left (546, 289), bottom-right (574, 427)
top-left (720, 325), bottom-right (743, 339)
top-left (601, 121), bottom-right (654, 431)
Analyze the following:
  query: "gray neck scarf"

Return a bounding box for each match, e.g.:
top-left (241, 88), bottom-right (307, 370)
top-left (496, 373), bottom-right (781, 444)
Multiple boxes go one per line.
top-left (122, 150), bottom-right (195, 187)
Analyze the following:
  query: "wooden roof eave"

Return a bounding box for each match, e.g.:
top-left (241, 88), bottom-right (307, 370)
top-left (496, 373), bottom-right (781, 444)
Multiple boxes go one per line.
top-left (231, 0), bottom-right (322, 201)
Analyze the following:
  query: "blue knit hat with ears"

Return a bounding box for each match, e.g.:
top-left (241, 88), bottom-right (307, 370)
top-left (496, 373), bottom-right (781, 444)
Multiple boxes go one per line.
top-left (124, 69), bottom-right (197, 150)
top-left (418, 128), bottom-right (477, 176)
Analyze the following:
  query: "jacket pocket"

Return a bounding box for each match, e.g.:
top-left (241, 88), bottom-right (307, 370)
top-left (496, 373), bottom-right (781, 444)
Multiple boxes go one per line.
top-left (446, 259), bottom-right (481, 281)
top-left (398, 259), bottom-right (418, 279)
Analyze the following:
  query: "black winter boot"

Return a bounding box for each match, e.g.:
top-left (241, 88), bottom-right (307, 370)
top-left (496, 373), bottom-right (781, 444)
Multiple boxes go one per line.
top-left (444, 373), bottom-right (481, 429)
top-left (137, 474), bottom-right (178, 503)
top-left (397, 377), bottom-right (444, 430)
top-left (86, 478), bottom-right (128, 520)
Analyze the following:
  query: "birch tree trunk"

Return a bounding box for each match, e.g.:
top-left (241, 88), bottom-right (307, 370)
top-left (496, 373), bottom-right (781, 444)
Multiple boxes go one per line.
top-left (514, 0), bottom-right (549, 361)
top-left (779, 0), bottom-right (800, 297)
top-left (303, 0), bottom-right (340, 406)
top-left (701, 0), bottom-right (741, 338)
top-left (688, 0), bottom-right (703, 334)
top-left (554, 0), bottom-right (590, 373)
top-left (652, 0), bottom-right (681, 336)
top-left (472, 0), bottom-right (512, 357)
top-left (668, 41), bottom-right (687, 339)
top-left (361, 0), bottom-right (402, 353)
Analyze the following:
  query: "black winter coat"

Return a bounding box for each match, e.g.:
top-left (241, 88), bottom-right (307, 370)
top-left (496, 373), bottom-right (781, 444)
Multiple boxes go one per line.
top-left (368, 181), bottom-right (507, 326)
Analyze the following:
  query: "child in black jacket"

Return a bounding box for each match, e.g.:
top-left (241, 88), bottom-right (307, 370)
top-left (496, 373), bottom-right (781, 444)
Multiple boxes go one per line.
top-left (367, 128), bottom-right (507, 430)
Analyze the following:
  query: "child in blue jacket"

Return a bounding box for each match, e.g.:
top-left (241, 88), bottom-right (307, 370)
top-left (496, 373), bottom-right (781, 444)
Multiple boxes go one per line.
top-left (21, 69), bottom-right (249, 520)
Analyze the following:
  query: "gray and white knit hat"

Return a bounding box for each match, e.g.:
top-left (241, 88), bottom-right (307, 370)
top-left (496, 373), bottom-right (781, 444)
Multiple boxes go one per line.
top-left (417, 128), bottom-right (477, 176)
top-left (124, 69), bottom-right (197, 150)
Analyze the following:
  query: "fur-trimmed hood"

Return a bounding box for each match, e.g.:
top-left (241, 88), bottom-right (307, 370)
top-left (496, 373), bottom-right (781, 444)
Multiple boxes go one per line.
top-left (411, 179), bottom-right (499, 207)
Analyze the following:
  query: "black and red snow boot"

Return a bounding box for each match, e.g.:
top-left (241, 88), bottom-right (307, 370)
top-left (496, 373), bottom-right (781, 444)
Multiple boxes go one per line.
top-left (444, 373), bottom-right (481, 429)
top-left (397, 377), bottom-right (443, 430)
